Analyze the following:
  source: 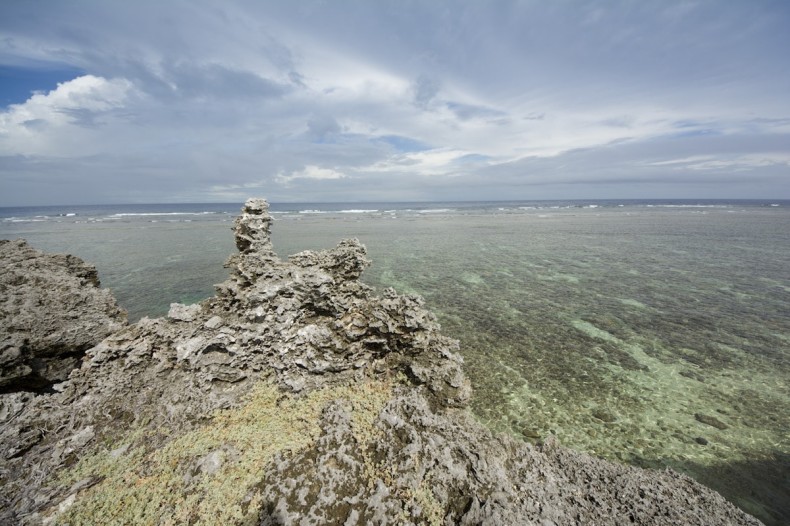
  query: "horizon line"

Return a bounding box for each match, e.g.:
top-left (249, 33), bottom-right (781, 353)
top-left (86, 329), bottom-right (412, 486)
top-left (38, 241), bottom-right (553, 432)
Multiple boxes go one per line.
top-left (2, 197), bottom-right (790, 208)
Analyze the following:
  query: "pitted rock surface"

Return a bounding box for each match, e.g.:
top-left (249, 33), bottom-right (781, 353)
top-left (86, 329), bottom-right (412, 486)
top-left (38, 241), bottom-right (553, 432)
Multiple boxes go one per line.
top-left (262, 390), bottom-right (759, 525)
top-left (0, 239), bottom-right (127, 392)
top-left (0, 199), bottom-right (762, 525)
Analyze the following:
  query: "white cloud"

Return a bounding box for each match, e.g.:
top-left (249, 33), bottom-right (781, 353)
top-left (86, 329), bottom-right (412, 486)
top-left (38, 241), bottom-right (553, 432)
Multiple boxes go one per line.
top-left (655, 154), bottom-right (790, 172)
top-left (0, 1), bottom-right (788, 204)
top-left (0, 75), bottom-right (137, 156)
top-left (366, 148), bottom-right (480, 176)
top-left (277, 165), bottom-right (347, 185)
top-left (646, 156), bottom-right (715, 167)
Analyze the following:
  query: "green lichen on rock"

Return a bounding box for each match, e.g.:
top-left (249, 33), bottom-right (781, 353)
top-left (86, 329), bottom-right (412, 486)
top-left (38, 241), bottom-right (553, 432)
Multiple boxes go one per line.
top-left (53, 379), bottom-right (394, 525)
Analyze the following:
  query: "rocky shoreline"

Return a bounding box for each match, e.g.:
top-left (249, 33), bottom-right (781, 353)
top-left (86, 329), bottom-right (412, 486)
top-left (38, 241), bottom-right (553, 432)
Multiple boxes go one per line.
top-left (0, 239), bottom-right (127, 393)
top-left (0, 198), bottom-right (762, 525)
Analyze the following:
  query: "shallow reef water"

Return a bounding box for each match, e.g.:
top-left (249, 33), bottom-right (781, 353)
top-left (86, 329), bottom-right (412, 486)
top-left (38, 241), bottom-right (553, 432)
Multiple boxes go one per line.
top-left (357, 210), bottom-right (790, 525)
top-left (2, 204), bottom-right (789, 525)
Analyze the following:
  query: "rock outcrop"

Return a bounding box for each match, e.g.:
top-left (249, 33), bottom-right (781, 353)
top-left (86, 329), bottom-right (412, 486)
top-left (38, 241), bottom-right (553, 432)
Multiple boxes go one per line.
top-left (0, 199), bottom-right (762, 525)
top-left (0, 239), bottom-right (127, 392)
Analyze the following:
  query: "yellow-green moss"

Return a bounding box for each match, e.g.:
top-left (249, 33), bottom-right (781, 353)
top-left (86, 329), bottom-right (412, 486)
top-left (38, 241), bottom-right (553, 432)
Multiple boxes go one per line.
top-left (410, 479), bottom-right (445, 526)
top-left (50, 379), bottom-right (394, 526)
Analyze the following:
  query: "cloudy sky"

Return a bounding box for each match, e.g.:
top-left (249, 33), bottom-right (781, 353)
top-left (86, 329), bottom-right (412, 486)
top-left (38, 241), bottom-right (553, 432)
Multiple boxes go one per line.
top-left (1, 1), bottom-right (788, 205)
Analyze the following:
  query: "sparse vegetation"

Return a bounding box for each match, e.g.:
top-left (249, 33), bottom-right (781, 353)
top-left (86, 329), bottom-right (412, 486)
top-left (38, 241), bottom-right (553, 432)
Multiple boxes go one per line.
top-left (51, 379), bottom-right (394, 525)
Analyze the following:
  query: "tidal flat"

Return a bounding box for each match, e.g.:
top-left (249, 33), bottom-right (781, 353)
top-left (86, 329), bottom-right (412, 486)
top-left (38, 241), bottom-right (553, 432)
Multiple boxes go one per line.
top-left (2, 203), bottom-right (788, 524)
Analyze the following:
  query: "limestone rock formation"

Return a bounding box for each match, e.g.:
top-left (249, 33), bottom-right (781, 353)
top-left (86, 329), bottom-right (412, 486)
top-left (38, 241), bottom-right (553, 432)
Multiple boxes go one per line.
top-left (0, 199), bottom-right (762, 525)
top-left (0, 239), bottom-right (127, 392)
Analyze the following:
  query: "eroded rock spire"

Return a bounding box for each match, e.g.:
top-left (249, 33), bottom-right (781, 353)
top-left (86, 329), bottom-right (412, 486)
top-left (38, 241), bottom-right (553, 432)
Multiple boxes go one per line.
top-left (233, 197), bottom-right (274, 254)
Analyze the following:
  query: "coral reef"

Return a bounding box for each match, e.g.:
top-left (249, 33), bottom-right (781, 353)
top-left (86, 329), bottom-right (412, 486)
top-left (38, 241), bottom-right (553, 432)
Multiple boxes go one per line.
top-left (0, 199), bottom-right (762, 525)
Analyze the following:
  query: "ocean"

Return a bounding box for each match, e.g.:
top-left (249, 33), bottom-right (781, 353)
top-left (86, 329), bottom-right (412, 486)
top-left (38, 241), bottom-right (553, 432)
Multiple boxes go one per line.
top-left (2, 199), bottom-right (788, 525)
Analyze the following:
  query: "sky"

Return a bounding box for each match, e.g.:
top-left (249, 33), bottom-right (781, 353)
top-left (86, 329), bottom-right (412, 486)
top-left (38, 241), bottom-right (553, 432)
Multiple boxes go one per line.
top-left (0, 0), bottom-right (789, 205)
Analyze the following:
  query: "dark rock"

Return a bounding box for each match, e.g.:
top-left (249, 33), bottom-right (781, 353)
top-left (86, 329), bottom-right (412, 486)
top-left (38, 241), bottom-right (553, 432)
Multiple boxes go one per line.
top-left (695, 413), bottom-right (729, 430)
top-left (695, 437), bottom-right (709, 445)
top-left (521, 427), bottom-right (541, 439)
top-left (680, 369), bottom-right (705, 382)
top-left (592, 409), bottom-right (617, 423)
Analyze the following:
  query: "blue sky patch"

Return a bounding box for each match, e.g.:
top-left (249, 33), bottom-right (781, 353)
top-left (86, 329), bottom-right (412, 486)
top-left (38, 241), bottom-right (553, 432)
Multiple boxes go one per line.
top-left (377, 135), bottom-right (431, 153)
top-left (0, 65), bottom-right (85, 107)
top-left (455, 153), bottom-right (492, 164)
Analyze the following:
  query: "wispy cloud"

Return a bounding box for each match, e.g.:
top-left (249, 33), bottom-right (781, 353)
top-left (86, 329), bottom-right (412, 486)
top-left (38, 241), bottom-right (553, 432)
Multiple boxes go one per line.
top-left (648, 153), bottom-right (790, 172)
top-left (366, 148), bottom-right (479, 176)
top-left (0, 0), bottom-right (788, 204)
top-left (277, 165), bottom-right (346, 185)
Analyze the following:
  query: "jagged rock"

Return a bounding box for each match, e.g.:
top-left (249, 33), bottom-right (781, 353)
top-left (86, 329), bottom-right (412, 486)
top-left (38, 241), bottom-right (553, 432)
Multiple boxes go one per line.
top-left (0, 239), bottom-right (127, 392)
top-left (0, 199), bottom-right (762, 526)
top-left (261, 390), bottom-right (758, 526)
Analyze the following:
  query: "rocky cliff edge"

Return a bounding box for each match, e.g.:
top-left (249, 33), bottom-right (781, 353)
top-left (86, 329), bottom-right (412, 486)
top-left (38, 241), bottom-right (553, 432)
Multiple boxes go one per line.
top-left (0, 239), bottom-right (127, 393)
top-left (0, 198), bottom-right (761, 525)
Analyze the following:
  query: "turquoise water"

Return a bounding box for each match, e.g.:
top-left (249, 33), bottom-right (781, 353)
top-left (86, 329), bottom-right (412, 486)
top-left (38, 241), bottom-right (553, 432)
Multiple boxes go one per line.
top-left (2, 201), bottom-right (788, 524)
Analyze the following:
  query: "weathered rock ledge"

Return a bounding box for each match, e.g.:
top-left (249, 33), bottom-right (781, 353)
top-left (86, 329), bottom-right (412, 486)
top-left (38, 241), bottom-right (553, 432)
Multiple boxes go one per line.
top-left (0, 199), bottom-right (762, 525)
top-left (0, 239), bottom-right (127, 393)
